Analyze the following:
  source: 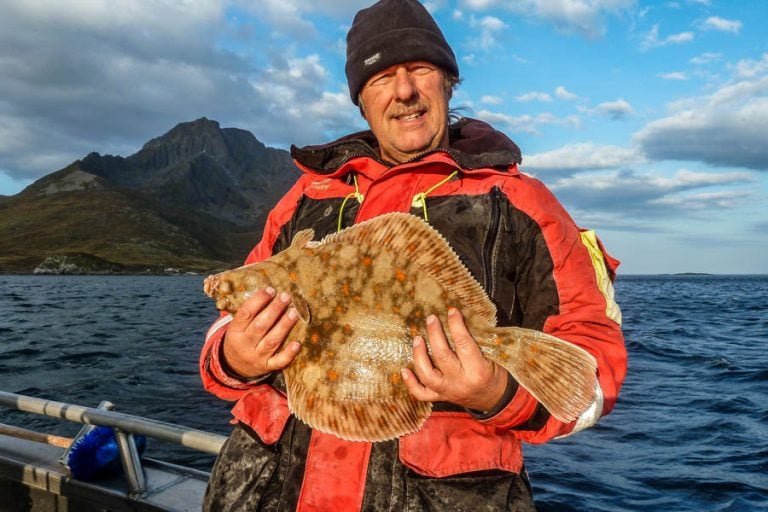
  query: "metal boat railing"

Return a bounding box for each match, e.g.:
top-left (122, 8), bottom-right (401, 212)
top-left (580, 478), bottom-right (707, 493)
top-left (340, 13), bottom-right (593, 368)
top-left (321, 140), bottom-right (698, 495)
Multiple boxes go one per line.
top-left (0, 390), bottom-right (226, 496)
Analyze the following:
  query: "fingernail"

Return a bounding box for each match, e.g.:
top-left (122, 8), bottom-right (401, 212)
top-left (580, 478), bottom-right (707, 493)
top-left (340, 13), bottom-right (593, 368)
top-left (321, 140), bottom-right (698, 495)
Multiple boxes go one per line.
top-left (290, 342), bottom-right (301, 351)
top-left (400, 369), bottom-right (409, 381)
top-left (426, 315), bottom-right (437, 325)
top-left (287, 308), bottom-right (298, 321)
top-left (265, 287), bottom-right (276, 296)
top-left (448, 307), bottom-right (459, 317)
top-left (279, 292), bottom-right (291, 303)
top-left (413, 336), bottom-right (422, 347)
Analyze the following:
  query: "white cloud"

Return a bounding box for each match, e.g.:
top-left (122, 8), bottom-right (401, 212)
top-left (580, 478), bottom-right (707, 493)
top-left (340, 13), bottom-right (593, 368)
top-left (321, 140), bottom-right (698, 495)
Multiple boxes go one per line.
top-left (637, 97), bottom-right (768, 170)
top-left (555, 85), bottom-right (580, 101)
top-left (523, 143), bottom-right (644, 173)
top-left (0, 0), bottom-right (362, 182)
top-left (732, 53), bottom-right (768, 79)
top-left (596, 99), bottom-right (635, 120)
top-left (480, 95), bottom-right (503, 105)
top-left (635, 62), bottom-right (768, 170)
top-left (468, 15), bottom-right (508, 49)
top-left (658, 72), bottom-right (688, 81)
top-left (690, 52), bottom-right (722, 65)
top-left (515, 91), bottom-right (552, 103)
top-left (702, 16), bottom-right (742, 34)
top-left (549, 167), bottom-right (756, 215)
top-left (477, 110), bottom-right (581, 135)
top-left (5, 0), bottom-right (224, 35)
top-left (640, 24), bottom-right (694, 51)
top-left (460, 0), bottom-right (636, 39)
top-left (650, 190), bottom-right (750, 209)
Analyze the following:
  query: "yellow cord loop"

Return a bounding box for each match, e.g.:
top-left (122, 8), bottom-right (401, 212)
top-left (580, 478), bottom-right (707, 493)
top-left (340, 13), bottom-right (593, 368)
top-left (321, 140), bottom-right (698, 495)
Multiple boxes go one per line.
top-left (411, 170), bottom-right (459, 222)
top-left (337, 173), bottom-right (364, 232)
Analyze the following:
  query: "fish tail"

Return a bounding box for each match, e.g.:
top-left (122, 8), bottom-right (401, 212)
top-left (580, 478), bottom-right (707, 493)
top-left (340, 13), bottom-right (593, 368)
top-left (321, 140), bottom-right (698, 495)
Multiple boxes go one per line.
top-left (482, 327), bottom-right (598, 423)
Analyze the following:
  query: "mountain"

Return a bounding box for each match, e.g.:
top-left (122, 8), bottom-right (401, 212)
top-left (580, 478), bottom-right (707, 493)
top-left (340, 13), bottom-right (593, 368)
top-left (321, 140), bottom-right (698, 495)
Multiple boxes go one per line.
top-left (0, 118), bottom-right (301, 273)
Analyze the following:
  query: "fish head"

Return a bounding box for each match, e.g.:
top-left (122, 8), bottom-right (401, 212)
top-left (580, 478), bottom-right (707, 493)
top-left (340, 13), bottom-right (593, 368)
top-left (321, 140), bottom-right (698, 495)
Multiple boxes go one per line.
top-left (203, 260), bottom-right (290, 315)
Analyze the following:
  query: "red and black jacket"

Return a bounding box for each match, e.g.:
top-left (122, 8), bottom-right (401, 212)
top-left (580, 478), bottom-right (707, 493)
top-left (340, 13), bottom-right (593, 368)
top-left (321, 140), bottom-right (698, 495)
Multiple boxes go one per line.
top-left (200, 118), bottom-right (626, 511)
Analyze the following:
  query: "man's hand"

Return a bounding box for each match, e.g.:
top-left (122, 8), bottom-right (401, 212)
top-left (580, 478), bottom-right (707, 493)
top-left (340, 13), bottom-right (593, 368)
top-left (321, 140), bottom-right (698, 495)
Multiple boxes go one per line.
top-left (401, 308), bottom-right (509, 412)
top-left (221, 287), bottom-right (301, 380)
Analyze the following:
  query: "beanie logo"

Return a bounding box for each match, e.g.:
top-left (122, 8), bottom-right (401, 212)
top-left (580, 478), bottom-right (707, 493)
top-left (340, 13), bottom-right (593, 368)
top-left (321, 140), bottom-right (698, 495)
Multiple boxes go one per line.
top-left (364, 52), bottom-right (382, 67)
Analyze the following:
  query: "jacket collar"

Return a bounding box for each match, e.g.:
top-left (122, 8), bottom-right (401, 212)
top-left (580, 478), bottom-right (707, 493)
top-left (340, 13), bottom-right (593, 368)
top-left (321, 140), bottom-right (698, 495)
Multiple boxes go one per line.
top-left (290, 117), bottom-right (522, 176)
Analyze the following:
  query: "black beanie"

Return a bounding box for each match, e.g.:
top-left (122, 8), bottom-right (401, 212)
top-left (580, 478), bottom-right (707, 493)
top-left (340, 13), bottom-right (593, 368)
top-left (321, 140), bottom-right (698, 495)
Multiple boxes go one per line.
top-left (345, 0), bottom-right (459, 105)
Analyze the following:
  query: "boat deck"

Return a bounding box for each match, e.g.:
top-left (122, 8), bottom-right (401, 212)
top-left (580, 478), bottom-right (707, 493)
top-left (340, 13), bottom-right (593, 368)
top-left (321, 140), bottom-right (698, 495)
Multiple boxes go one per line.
top-left (0, 433), bottom-right (209, 512)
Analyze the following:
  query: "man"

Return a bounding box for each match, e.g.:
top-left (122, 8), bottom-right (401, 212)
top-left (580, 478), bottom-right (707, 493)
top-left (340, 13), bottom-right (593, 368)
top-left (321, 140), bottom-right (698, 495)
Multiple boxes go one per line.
top-left (200, 1), bottom-right (626, 510)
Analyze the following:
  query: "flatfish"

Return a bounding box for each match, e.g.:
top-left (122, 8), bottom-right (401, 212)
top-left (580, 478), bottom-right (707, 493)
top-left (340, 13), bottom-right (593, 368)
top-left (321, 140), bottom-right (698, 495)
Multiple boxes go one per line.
top-left (204, 212), bottom-right (597, 442)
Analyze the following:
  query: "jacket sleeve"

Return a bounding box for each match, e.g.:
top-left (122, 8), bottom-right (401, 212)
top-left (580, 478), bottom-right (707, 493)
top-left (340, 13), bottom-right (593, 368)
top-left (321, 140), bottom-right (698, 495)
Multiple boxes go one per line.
top-left (199, 177), bottom-right (309, 401)
top-left (482, 175), bottom-right (627, 443)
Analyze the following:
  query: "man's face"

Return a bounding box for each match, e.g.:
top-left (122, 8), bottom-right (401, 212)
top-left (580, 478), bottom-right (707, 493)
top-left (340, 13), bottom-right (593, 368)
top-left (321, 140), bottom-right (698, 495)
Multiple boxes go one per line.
top-left (359, 61), bottom-right (451, 165)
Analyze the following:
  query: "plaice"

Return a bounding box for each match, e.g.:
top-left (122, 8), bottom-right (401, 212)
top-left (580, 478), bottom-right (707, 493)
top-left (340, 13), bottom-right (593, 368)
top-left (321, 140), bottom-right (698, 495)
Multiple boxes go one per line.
top-left (204, 212), bottom-right (597, 442)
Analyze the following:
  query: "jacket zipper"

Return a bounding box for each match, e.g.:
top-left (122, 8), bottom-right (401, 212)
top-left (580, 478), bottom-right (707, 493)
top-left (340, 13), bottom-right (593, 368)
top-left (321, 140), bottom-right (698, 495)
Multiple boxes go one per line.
top-left (482, 187), bottom-right (502, 296)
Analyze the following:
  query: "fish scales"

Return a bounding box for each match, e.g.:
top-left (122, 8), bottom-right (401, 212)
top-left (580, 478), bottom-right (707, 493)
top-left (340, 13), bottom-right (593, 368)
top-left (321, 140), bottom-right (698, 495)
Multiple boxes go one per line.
top-left (204, 212), bottom-right (598, 442)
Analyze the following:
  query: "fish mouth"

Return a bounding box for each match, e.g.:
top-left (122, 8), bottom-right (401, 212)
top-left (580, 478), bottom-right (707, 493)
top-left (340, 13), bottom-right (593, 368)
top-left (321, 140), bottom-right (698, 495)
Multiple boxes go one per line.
top-left (203, 275), bottom-right (218, 298)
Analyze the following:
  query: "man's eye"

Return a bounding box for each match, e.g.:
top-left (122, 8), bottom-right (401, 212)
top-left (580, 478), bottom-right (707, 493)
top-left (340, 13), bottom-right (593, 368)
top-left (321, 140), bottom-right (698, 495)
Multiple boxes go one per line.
top-left (369, 74), bottom-right (394, 86)
top-left (411, 66), bottom-right (434, 75)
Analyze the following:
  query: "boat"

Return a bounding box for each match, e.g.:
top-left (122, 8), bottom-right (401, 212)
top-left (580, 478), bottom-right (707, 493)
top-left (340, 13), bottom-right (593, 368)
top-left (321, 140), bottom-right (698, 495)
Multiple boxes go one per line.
top-left (0, 390), bottom-right (226, 511)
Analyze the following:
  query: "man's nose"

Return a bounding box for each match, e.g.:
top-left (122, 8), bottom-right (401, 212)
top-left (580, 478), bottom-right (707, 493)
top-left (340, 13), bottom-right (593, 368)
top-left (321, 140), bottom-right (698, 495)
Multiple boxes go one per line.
top-left (393, 67), bottom-right (417, 101)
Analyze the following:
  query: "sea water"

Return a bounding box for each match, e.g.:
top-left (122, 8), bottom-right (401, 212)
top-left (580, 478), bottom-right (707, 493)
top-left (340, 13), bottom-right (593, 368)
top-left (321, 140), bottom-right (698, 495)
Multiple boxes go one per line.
top-left (1, 274), bottom-right (766, 511)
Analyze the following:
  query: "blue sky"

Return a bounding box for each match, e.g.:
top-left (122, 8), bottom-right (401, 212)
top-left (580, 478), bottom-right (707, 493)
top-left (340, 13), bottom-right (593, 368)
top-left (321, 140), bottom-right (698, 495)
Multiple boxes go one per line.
top-left (1, 0), bottom-right (766, 274)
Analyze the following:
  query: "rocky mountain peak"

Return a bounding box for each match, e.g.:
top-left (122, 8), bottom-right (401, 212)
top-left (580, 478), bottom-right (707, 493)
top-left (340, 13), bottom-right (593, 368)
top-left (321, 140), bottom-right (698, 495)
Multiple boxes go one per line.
top-left (0, 119), bottom-right (300, 273)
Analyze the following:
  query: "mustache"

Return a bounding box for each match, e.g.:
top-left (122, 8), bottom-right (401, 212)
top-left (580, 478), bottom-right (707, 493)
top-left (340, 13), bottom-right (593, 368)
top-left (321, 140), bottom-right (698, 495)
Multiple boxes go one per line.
top-left (387, 101), bottom-right (429, 119)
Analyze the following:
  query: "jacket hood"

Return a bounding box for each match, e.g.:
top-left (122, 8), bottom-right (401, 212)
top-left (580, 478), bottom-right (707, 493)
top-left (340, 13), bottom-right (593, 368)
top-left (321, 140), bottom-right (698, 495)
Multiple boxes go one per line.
top-left (290, 117), bottom-right (522, 175)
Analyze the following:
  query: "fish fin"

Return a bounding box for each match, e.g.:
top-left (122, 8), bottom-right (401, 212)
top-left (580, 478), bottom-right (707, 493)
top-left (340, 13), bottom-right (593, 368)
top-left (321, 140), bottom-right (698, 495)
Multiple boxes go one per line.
top-left (284, 365), bottom-right (431, 442)
top-left (320, 212), bottom-right (497, 324)
top-left (291, 229), bottom-right (315, 249)
top-left (484, 327), bottom-right (598, 423)
top-left (291, 293), bottom-right (311, 323)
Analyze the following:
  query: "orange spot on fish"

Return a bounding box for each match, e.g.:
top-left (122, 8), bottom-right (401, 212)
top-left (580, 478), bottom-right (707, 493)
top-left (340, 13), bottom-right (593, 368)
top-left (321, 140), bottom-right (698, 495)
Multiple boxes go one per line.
top-left (236, 284), bottom-right (246, 292)
top-left (341, 281), bottom-right (351, 296)
top-left (310, 333), bottom-right (320, 344)
top-left (409, 324), bottom-right (419, 337)
top-left (289, 271), bottom-right (298, 281)
top-left (327, 369), bottom-right (338, 381)
top-left (389, 372), bottom-right (402, 385)
top-left (395, 270), bottom-right (407, 282)
top-left (342, 324), bottom-right (353, 334)
top-left (361, 256), bottom-right (373, 266)
top-left (306, 396), bottom-right (315, 409)
top-left (493, 336), bottom-right (502, 346)
top-left (392, 305), bottom-right (401, 314)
